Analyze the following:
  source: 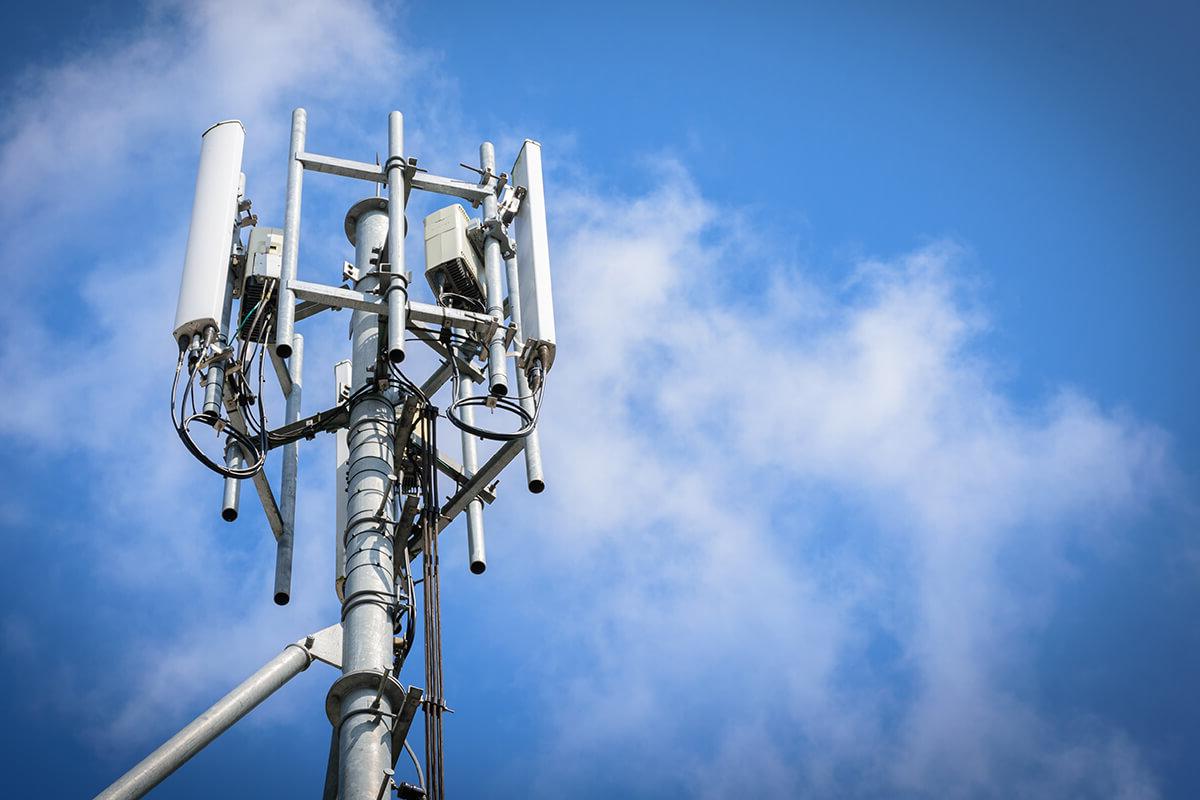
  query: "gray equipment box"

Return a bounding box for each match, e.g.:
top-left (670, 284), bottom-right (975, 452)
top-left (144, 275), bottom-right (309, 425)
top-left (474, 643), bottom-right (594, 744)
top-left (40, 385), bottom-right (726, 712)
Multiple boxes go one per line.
top-left (424, 204), bottom-right (484, 304)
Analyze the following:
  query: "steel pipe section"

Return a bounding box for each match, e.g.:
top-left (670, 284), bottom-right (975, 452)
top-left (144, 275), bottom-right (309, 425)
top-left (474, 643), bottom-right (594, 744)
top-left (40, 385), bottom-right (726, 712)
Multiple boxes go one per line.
top-left (221, 441), bottom-right (243, 521)
top-left (94, 644), bottom-right (312, 800)
top-left (275, 108), bottom-right (306, 358)
top-left (479, 142), bottom-right (509, 397)
top-left (457, 351), bottom-right (487, 573)
top-left (503, 254), bottom-right (545, 493)
top-left (275, 333), bottom-right (304, 605)
top-left (385, 111), bottom-right (409, 364)
top-left (338, 201), bottom-right (398, 800)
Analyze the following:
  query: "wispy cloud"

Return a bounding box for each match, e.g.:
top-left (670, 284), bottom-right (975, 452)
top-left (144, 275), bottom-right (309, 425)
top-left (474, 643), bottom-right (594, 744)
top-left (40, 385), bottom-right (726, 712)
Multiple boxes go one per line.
top-left (510, 166), bottom-right (1173, 797)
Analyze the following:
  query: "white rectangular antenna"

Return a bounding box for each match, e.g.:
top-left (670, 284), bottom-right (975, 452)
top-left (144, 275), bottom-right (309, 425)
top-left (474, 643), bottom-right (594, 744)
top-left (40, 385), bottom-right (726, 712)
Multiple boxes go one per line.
top-left (511, 140), bottom-right (556, 368)
top-left (173, 120), bottom-right (245, 343)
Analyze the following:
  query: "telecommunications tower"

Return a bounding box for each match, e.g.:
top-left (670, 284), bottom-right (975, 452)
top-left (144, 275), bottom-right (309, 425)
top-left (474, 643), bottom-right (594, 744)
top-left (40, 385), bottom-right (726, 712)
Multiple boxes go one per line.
top-left (95, 109), bottom-right (556, 800)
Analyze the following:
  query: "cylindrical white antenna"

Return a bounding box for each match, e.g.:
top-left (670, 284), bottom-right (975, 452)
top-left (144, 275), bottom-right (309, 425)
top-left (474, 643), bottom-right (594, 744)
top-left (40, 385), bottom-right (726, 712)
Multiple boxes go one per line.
top-left (173, 120), bottom-right (245, 345)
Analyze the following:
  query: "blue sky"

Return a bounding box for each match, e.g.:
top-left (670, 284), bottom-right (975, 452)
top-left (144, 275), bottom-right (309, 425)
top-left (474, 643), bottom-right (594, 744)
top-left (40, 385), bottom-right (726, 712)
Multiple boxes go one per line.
top-left (0, 1), bottom-right (1197, 798)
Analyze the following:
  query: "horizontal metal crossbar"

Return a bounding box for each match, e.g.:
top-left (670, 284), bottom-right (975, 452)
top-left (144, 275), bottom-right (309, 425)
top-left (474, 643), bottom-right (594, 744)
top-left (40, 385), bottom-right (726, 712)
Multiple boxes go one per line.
top-left (288, 278), bottom-right (504, 341)
top-left (290, 279), bottom-right (380, 314)
top-left (290, 280), bottom-right (516, 352)
top-left (297, 151), bottom-right (493, 204)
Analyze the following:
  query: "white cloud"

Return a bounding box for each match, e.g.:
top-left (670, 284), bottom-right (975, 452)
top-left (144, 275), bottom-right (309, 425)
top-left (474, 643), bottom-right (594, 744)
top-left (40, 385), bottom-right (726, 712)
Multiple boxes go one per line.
top-left (511, 166), bottom-right (1171, 797)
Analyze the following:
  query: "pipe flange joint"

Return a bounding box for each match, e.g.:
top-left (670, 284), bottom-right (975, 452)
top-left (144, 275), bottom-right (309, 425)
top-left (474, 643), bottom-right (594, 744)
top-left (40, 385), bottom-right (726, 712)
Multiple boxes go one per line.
top-left (325, 669), bottom-right (408, 726)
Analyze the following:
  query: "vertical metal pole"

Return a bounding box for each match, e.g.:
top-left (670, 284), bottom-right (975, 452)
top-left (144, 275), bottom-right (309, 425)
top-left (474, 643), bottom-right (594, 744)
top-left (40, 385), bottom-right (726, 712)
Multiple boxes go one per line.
top-left (339, 202), bottom-right (396, 800)
top-left (504, 255), bottom-right (545, 493)
top-left (480, 142), bottom-right (509, 397)
top-left (215, 267), bottom-right (239, 520)
top-left (385, 111), bottom-right (409, 364)
top-left (275, 108), bottom-right (306, 359)
top-left (221, 442), bottom-right (242, 522)
top-left (457, 354), bottom-right (486, 573)
top-left (274, 333), bottom-right (303, 605)
top-left (334, 359), bottom-right (352, 603)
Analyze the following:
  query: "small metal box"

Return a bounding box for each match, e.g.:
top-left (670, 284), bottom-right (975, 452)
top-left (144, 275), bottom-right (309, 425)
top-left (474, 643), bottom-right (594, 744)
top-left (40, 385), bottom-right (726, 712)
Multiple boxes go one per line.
top-left (423, 204), bottom-right (484, 304)
top-left (237, 226), bottom-right (283, 341)
top-left (245, 226), bottom-right (283, 284)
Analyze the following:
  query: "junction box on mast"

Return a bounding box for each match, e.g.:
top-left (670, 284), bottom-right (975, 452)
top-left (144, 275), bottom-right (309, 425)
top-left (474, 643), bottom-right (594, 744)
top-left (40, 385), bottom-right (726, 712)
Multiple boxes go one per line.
top-left (424, 204), bottom-right (484, 305)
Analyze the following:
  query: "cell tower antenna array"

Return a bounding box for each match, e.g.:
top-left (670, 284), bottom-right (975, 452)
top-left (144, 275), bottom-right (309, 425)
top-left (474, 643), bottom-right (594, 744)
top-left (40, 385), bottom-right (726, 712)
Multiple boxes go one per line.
top-left (95, 110), bottom-right (556, 800)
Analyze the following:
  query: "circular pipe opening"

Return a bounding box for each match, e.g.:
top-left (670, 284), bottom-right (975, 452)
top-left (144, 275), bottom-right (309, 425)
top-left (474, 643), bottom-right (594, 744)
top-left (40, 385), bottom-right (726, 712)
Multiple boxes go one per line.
top-left (275, 342), bottom-right (292, 359)
top-left (528, 479), bottom-right (545, 494)
top-left (469, 560), bottom-right (486, 575)
top-left (274, 591), bottom-right (290, 606)
top-left (221, 507), bottom-right (238, 522)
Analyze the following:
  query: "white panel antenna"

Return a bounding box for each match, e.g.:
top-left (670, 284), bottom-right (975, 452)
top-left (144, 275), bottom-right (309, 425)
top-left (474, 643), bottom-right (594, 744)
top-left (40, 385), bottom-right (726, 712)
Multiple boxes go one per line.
top-left (511, 140), bottom-right (556, 369)
top-left (173, 120), bottom-right (245, 344)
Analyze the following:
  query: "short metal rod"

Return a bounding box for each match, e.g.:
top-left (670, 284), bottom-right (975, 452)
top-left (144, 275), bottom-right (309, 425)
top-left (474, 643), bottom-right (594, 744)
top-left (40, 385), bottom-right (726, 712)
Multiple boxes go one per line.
top-left (275, 333), bottom-right (303, 606)
top-left (503, 254), bottom-right (545, 493)
top-left (221, 441), bottom-right (242, 522)
top-left (480, 142), bottom-right (508, 397)
top-left (385, 111), bottom-right (409, 364)
top-left (275, 108), bottom-right (306, 358)
top-left (94, 644), bottom-right (312, 800)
